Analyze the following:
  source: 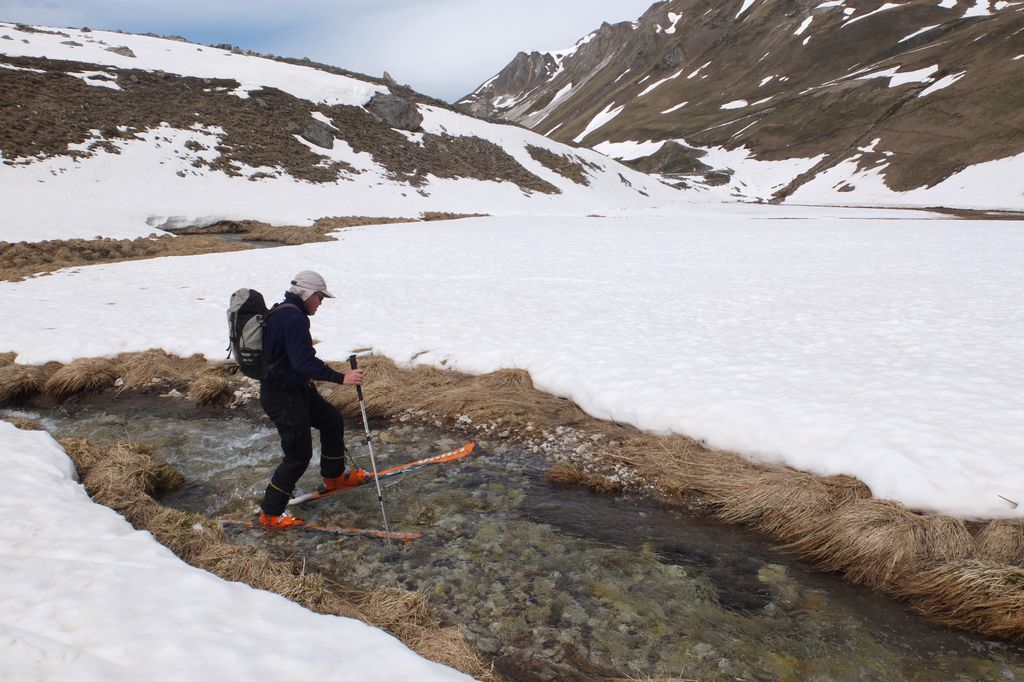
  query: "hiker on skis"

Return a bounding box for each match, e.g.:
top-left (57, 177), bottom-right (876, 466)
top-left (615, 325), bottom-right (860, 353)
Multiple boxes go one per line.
top-left (258, 270), bottom-right (367, 528)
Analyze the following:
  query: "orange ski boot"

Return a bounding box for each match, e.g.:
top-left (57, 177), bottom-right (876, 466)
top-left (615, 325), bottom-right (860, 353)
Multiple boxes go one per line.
top-left (323, 466), bottom-right (369, 491)
top-left (259, 512), bottom-right (305, 528)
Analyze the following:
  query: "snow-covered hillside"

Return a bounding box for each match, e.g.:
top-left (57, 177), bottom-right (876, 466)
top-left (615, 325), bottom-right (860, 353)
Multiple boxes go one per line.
top-left (0, 22), bottom-right (675, 243)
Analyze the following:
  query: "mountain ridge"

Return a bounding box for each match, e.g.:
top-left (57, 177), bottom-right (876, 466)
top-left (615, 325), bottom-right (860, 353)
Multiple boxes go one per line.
top-left (459, 0), bottom-right (1024, 208)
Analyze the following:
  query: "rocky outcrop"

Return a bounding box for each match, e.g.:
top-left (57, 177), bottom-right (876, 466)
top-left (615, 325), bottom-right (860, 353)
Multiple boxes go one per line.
top-left (364, 93), bottom-right (423, 131)
top-left (286, 118), bottom-right (335, 149)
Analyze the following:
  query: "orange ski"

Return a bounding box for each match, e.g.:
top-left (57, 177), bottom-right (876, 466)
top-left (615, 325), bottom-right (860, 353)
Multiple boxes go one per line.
top-left (288, 440), bottom-right (478, 507)
top-left (219, 518), bottom-right (424, 544)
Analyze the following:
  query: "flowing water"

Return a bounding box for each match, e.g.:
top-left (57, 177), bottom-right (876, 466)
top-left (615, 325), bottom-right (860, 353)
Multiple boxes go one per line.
top-left (9, 396), bottom-right (1024, 681)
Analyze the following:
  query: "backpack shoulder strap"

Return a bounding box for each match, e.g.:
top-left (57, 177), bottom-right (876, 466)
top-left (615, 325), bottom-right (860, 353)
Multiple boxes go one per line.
top-left (266, 302), bottom-right (302, 318)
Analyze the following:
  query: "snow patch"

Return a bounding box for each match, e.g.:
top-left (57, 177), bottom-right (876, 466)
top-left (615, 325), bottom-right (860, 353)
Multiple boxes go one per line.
top-left (919, 71), bottom-right (966, 95)
top-left (845, 3), bottom-right (903, 26)
top-left (638, 69), bottom-right (684, 96)
top-left (963, 0), bottom-right (993, 16)
top-left (899, 24), bottom-right (941, 42)
top-left (688, 61), bottom-right (712, 79)
top-left (721, 100), bottom-right (749, 109)
top-left (67, 70), bottom-right (120, 90)
top-left (573, 102), bottom-right (625, 143)
top-left (0, 61), bottom-right (46, 73)
top-left (661, 101), bottom-right (689, 114)
top-left (664, 12), bottom-right (684, 34)
top-left (592, 140), bottom-right (667, 161)
top-left (737, 0), bottom-right (759, 17)
top-left (856, 64), bottom-right (939, 87)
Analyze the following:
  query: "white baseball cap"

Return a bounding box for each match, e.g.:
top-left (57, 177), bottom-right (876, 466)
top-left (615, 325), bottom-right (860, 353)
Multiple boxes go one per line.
top-left (289, 270), bottom-right (335, 299)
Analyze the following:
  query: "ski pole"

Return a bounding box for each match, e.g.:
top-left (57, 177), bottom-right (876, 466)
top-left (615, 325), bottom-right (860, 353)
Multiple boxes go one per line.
top-left (349, 354), bottom-right (392, 546)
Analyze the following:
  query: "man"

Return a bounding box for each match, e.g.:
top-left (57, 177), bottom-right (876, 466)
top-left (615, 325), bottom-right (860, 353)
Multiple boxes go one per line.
top-left (257, 270), bottom-right (367, 528)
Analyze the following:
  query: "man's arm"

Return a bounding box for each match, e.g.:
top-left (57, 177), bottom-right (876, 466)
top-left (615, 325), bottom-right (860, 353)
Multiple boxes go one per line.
top-left (281, 314), bottom-right (346, 383)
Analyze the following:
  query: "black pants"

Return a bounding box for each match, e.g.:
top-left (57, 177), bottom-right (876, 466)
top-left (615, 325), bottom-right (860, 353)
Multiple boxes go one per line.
top-left (259, 383), bottom-right (347, 515)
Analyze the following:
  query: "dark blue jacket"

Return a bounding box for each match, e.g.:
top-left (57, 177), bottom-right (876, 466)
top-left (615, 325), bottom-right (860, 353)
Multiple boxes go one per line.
top-left (262, 292), bottom-right (346, 390)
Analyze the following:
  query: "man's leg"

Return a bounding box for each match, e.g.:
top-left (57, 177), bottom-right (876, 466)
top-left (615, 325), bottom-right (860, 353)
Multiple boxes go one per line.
top-left (307, 386), bottom-right (347, 480)
top-left (260, 387), bottom-right (313, 515)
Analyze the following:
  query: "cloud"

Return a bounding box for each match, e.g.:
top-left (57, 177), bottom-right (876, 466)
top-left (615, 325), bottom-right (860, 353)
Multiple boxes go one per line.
top-left (0, 0), bottom-right (656, 101)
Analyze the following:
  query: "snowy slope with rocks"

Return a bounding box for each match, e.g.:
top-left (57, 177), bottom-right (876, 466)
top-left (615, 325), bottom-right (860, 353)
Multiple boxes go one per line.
top-left (0, 22), bottom-right (674, 243)
top-left (460, 0), bottom-right (1024, 209)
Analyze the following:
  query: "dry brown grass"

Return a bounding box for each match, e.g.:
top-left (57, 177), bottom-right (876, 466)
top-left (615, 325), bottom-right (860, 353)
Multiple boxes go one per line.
top-left (0, 363), bottom-right (44, 403)
top-left (0, 352), bottom-right (16, 367)
top-left (902, 560), bottom-right (1024, 640)
top-left (0, 235), bottom-right (248, 282)
top-left (716, 469), bottom-right (855, 540)
top-left (243, 216), bottom-right (411, 245)
top-left (186, 370), bottom-right (232, 406)
top-left (783, 500), bottom-right (975, 592)
top-left (44, 357), bottom-right (118, 399)
top-left (547, 463), bottom-right (625, 494)
top-left (821, 473), bottom-right (874, 506)
top-left (114, 349), bottom-right (206, 391)
top-left (243, 225), bottom-right (335, 245)
top-left (614, 434), bottom-right (751, 501)
top-left (978, 520), bottom-right (1024, 565)
top-left (321, 356), bottom-right (592, 434)
top-left (420, 212), bottom-right (489, 221)
top-left (60, 435), bottom-right (497, 680)
top-left (605, 677), bottom-right (699, 682)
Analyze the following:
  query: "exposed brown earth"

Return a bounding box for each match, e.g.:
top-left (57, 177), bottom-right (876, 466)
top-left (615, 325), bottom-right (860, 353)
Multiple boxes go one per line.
top-left (4, 349), bottom-right (1024, 643)
top-left (526, 144), bottom-right (598, 186)
top-left (0, 235), bottom-right (248, 282)
top-left (461, 0), bottom-right (1024, 199)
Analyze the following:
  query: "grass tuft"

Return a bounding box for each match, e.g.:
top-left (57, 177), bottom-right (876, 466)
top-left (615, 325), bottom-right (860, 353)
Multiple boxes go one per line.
top-left (978, 520), bottom-right (1024, 565)
top-left (902, 560), bottom-right (1024, 640)
top-left (187, 370), bottom-right (232, 405)
top-left (0, 363), bottom-right (44, 403)
top-left (44, 358), bottom-right (117, 399)
top-left (114, 349), bottom-right (204, 391)
top-left (547, 463), bottom-right (625, 494)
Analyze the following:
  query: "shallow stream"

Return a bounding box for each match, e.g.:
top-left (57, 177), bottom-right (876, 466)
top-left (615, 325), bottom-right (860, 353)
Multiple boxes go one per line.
top-left (9, 396), bottom-right (1024, 681)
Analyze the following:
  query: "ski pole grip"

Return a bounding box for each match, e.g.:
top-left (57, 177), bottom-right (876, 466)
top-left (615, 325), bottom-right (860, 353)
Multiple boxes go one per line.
top-left (348, 354), bottom-right (365, 401)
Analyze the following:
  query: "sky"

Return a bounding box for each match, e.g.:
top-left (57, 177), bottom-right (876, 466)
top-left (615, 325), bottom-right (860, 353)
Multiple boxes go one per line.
top-left (0, 0), bottom-right (656, 101)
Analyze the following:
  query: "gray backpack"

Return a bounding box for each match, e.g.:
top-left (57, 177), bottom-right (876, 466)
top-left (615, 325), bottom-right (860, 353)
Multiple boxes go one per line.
top-left (226, 289), bottom-right (298, 379)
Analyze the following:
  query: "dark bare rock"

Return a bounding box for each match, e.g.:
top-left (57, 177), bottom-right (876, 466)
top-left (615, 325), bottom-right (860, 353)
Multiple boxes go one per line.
top-left (364, 93), bottom-right (423, 132)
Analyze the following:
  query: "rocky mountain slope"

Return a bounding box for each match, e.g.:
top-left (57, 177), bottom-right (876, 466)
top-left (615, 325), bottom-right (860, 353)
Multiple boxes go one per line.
top-left (0, 22), bottom-right (673, 242)
top-left (459, 0), bottom-right (1024, 208)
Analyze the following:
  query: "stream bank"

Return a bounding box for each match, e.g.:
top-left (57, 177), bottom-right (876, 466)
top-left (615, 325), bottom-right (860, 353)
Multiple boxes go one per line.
top-left (7, 392), bottom-right (1024, 681)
